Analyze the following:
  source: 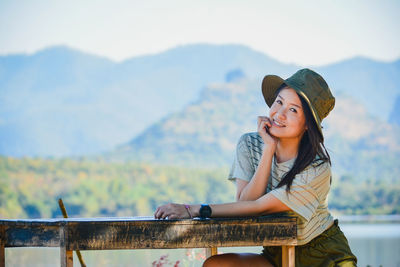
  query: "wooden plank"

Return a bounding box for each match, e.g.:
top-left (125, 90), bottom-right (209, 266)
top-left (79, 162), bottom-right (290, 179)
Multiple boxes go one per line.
top-left (60, 248), bottom-right (73, 267)
top-left (1, 220), bottom-right (60, 247)
top-left (60, 224), bottom-right (73, 267)
top-left (282, 245), bottom-right (295, 267)
top-left (0, 244), bottom-right (4, 267)
top-left (0, 215), bottom-right (297, 253)
top-left (282, 245), bottom-right (288, 267)
top-left (209, 220), bottom-right (296, 247)
top-left (288, 246), bottom-right (295, 267)
top-left (0, 225), bottom-right (5, 267)
top-left (65, 216), bottom-right (296, 250)
top-left (67, 220), bottom-right (211, 250)
top-left (205, 247), bottom-right (218, 258)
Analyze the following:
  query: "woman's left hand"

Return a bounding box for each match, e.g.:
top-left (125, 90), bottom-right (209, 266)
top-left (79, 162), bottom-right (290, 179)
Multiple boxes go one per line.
top-left (154, 203), bottom-right (189, 219)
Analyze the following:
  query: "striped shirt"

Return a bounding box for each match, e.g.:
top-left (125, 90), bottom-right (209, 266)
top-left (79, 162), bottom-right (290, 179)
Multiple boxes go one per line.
top-left (228, 132), bottom-right (334, 245)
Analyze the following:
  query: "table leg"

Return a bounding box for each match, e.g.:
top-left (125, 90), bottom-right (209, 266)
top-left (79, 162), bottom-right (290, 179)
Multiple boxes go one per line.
top-left (60, 225), bottom-right (73, 267)
top-left (205, 247), bottom-right (218, 258)
top-left (60, 247), bottom-right (73, 267)
top-left (0, 244), bottom-right (4, 267)
top-left (0, 225), bottom-right (4, 267)
top-left (282, 245), bottom-right (295, 267)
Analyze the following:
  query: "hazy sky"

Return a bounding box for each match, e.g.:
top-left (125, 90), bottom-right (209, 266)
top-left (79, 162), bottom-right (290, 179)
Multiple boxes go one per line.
top-left (0, 0), bottom-right (399, 66)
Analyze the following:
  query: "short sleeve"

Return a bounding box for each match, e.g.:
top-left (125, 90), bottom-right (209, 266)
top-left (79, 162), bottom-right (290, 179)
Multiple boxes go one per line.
top-left (270, 162), bottom-right (331, 221)
top-left (228, 134), bottom-right (255, 182)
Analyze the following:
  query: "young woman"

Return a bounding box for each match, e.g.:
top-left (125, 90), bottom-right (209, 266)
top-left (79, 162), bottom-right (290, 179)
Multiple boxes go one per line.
top-left (154, 69), bottom-right (357, 267)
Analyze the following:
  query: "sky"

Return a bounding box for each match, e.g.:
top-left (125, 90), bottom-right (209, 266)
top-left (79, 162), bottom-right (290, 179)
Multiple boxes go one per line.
top-left (0, 0), bottom-right (399, 66)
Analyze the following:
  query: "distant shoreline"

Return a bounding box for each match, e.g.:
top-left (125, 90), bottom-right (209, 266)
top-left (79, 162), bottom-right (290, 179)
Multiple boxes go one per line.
top-left (335, 214), bottom-right (400, 223)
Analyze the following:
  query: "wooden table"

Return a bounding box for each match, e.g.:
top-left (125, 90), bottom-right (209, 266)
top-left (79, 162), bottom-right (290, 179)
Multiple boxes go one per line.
top-left (0, 215), bottom-right (297, 267)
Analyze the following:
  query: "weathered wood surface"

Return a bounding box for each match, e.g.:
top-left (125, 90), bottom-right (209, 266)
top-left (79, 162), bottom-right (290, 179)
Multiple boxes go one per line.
top-left (1, 215), bottom-right (296, 267)
top-left (0, 244), bottom-right (4, 267)
top-left (282, 245), bottom-right (295, 267)
top-left (59, 226), bottom-right (73, 267)
top-left (0, 219), bottom-right (61, 247)
top-left (206, 247), bottom-right (218, 258)
top-left (0, 225), bottom-right (5, 267)
top-left (0, 215), bottom-right (297, 250)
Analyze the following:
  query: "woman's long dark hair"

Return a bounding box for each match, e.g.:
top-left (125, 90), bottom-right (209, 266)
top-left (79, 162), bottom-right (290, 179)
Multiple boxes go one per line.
top-left (275, 85), bottom-right (331, 192)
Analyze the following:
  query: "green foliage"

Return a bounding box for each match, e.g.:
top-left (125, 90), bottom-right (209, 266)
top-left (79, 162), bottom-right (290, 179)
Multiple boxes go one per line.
top-left (329, 174), bottom-right (400, 215)
top-left (0, 156), bottom-right (234, 218)
top-left (0, 156), bottom-right (398, 219)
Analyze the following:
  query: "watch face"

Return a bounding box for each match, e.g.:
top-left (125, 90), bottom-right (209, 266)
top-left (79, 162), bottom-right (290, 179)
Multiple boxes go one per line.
top-left (200, 204), bottom-right (212, 218)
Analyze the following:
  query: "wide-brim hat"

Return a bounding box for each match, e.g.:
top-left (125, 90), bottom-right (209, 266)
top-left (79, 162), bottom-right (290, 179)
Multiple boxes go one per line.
top-left (261, 68), bottom-right (335, 136)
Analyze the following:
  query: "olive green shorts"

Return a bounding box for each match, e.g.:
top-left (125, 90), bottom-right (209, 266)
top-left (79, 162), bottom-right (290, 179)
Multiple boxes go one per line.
top-left (262, 220), bottom-right (357, 267)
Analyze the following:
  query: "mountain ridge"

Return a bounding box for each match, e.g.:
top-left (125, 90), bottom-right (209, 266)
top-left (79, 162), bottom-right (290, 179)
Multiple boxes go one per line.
top-left (109, 76), bottom-right (400, 183)
top-left (1, 44), bottom-right (399, 157)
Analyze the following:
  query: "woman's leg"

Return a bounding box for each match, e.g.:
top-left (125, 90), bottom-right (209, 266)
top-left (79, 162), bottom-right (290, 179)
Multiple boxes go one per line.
top-left (203, 253), bottom-right (274, 267)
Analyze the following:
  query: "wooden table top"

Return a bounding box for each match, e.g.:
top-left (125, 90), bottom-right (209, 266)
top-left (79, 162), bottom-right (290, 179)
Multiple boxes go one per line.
top-left (0, 214), bottom-right (297, 250)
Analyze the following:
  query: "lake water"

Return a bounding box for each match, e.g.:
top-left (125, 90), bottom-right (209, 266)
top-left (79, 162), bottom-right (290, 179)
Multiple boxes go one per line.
top-left (5, 223), bottom-right (400, 267)
top-left (339, 223), bottom-right (400, 267)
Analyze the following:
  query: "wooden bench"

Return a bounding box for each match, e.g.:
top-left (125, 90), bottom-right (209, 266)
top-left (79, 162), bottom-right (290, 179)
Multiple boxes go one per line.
top-left (0, 215), bottom-right (297, 267)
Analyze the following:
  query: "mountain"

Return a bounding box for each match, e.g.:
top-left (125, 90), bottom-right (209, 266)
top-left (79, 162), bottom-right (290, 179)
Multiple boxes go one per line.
top-left (110, 76), bottom-right (400, 182)
top-left (389, 95), bottom-right (400, 126)
top-left (1, 44), bottom-right (399, 157)
top-left (316, 57), bottom-right (400, 120)
top-left (108, 77), bottom-right (264, 166)
top-left (0, 46), bottom-right (116, 156)
top-left (0, 44), bottom-right (295, 157)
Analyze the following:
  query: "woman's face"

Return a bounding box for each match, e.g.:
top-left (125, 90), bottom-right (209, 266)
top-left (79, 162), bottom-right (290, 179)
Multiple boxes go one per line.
top-left (268, 87), bottom-right (307, 140)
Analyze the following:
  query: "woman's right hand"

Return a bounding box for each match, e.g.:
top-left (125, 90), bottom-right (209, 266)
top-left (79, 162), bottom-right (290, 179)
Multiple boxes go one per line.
top-left (257, 116), bottom-right (277, 153)
top-left (154, 203), bottom-right (189, 219)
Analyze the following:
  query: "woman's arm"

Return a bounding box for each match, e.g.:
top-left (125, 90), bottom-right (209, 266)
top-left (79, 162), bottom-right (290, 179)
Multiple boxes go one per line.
top-left (236, 146), bottom-right (274, 201)
top-left (236, 116), bottom-right (277, 201)
top-left (154, 193), bottom-right (291, 219)
top-left (210, 193), bottom-right (291, 217)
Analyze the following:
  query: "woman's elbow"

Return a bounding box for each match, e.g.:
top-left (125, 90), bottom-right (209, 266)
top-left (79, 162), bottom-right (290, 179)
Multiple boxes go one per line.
top-left (253, 199), bottom-right (268, 215)
top-left (256, 194), bottom-right (291, 215)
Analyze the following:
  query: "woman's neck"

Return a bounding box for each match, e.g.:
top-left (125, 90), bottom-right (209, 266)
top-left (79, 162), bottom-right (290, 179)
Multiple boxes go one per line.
top-left (275, 138), bottom-right (300, 163)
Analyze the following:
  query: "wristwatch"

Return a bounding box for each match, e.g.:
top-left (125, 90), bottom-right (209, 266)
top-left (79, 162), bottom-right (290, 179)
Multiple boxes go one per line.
top-left (199, 204), bottom-right (212, 218)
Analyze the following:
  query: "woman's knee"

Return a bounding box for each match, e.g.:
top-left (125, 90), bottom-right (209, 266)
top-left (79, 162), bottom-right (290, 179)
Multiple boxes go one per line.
top-left (202, 254), bottom-right (237, 267)
top-left (202, 253), bottom-right (273, 267)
